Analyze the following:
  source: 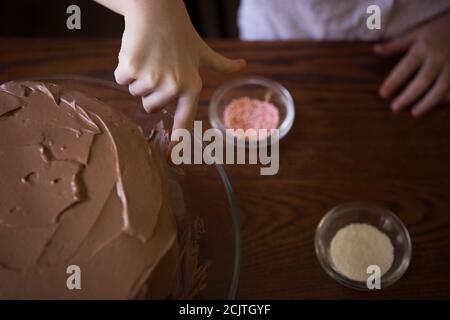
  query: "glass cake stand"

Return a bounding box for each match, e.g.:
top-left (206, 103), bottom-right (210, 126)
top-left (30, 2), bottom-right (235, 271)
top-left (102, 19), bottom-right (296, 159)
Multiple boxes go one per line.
top-left (21, 75), bottom-right (241, 300)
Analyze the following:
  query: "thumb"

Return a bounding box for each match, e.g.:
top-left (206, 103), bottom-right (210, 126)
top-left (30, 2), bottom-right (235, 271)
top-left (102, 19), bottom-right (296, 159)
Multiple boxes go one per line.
top-left (201, 47), bottom-right (246, 73)
top-left (374, 31), bottom-right (416, 56)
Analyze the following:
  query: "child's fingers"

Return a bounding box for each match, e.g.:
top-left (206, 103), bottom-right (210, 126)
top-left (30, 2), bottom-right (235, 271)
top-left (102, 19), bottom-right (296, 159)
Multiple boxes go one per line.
top-left (391, 58), bottom-right (440, 112)
top-left (142, 76), bottom-right (185, 113)
top-left (128, 74), bottom-right (160, 97)
top-left (374, 32), bottom-right (416, 56)
top-left (379, 49), bottom-right (422, 98)
top-left (114, 51), bottom-right (139, 85)
top-left (412, 68), bottom-right (450, 117)
top-left (201, 47), bottom-right (246, 73)
top-left (114, 65), bottom-right (136, 86)
top-left (141, 79), bottom-right (181, 113)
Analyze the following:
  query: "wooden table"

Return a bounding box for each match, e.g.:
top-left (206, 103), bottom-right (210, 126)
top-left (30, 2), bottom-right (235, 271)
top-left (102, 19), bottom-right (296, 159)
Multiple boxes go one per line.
top-left (1, 39), bottom-right (450, 299)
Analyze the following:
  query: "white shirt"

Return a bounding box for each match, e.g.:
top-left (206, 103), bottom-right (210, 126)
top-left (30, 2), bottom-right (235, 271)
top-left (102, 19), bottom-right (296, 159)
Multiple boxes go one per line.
top-left (238, 0), bottom-right (450, 40)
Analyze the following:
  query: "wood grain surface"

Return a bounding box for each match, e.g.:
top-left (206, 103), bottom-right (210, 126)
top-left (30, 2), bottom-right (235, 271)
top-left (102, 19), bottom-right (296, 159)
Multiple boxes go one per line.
top-left (1, 38), bottom-right (449, 299)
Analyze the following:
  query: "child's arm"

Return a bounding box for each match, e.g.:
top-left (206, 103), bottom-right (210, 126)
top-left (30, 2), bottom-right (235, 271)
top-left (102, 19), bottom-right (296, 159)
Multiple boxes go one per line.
top-left (375, 10), bottom-right (450, 117)
top-left (94, 0), bottom-right (246, 133)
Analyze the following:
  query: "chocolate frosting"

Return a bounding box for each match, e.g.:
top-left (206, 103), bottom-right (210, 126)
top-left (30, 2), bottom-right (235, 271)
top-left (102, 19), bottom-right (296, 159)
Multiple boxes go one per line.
top-left (0, 81), bottom-right (179, 299)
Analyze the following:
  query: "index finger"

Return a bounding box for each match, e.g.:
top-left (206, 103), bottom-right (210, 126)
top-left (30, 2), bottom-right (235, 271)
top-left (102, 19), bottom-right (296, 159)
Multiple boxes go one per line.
top-left (167, 92), bottom-right (199, 164)
top-left (171, 91), bottom-right (199, 139)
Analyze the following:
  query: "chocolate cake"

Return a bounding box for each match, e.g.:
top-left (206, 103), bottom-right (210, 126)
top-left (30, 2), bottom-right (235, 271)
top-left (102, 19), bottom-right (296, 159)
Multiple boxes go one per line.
top-left (0, 81), bottom-right (179, 299)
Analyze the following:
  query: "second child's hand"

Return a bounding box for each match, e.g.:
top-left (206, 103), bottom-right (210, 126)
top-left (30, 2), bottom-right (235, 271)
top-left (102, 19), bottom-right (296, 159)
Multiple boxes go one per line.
top-left (375, 10), bottom-right (450, 117)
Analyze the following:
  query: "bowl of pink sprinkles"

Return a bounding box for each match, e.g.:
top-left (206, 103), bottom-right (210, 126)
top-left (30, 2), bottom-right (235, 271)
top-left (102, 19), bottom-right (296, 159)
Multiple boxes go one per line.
top-left (209, 76), bottom-right (295, 148)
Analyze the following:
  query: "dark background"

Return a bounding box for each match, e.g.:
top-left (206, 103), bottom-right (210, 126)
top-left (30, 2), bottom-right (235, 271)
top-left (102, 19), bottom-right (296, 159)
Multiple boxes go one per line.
top-left (0, 0), bottom-right (239, 38)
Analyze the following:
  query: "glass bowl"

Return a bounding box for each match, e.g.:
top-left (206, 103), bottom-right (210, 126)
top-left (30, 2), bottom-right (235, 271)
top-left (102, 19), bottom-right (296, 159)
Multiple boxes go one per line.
top-left (209, 76), bottom-right (295, 149)
top-left (24, 75), bottom-right (241, 299)
top-left (315, 202), bottom-right (412, 290)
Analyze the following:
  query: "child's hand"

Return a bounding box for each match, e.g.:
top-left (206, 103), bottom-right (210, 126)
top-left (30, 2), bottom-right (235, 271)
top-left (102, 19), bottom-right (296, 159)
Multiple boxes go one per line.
top-left (374, 11), bottom-right (450, 117)
top-left (106, 0), bottom-right (246, 133)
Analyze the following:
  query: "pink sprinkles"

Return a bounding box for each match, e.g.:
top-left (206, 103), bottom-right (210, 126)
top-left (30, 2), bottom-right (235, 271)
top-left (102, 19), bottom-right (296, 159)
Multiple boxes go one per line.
top-left (223, 97), bottom-right (279, 140)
